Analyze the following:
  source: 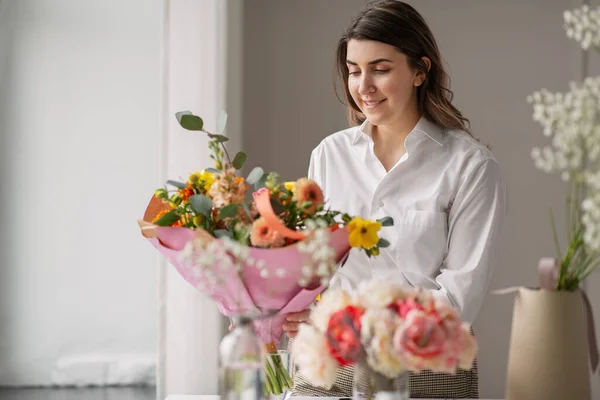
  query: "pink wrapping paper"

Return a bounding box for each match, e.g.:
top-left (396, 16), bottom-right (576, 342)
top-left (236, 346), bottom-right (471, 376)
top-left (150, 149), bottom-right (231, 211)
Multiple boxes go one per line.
top-left (143, 224), bottom-right (350, 346)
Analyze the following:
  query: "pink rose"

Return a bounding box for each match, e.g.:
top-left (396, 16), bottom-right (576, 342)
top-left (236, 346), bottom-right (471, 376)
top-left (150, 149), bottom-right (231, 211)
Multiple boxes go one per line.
top-left (393, 310), bottom-right (449, 371)
top-left (394, 310), bottom-right (447, 357)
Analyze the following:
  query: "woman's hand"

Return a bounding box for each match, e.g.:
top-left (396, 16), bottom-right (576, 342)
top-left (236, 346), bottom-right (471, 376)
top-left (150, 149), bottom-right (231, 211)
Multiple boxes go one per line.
top-left (282, 309), bottom-right (311, 339)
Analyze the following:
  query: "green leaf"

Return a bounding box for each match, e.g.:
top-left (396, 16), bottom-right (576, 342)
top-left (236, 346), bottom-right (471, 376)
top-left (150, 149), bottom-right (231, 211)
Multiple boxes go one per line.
top-left (189, 194), bottom-right (213, 215)
top-left (154, 210), bottom-right (180, 226)
top-left (377, 216), bottom-right (394, 227)
top-left (205, 168), bottom-right (220, 174)
top-left (341, 213), bottom-right (353, 224)
top-left (301, 201), bottom-right (313, 210)
top-left (217, 110), bottom-right (228, 134)
top-left (246, 167), bottom-right (265, 185)
top-left (207, 133), bottom-right (229, 142)
top-left (270, 198), bottom-right (286, 214)
top-left (176, 111), bottom-right (204, 131)
top-left (232, 152), bottom-right (247, 170)
top-left (217, 204), bottom-right (239, 221)
top-left (214, 229), bottom-right (234, 239)
top-left (166, 180), bottom-right (187, 190)
top-left (377, 238), bottom-right (391, 248)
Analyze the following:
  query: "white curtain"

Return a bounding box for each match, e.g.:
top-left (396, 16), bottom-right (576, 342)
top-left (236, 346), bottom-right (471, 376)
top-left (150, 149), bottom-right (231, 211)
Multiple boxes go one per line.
top-left (158, 1), bottom-right (243, 398)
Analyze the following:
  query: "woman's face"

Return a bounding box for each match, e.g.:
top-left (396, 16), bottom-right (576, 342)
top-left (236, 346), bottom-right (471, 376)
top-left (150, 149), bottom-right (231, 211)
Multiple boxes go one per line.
top-left (346, 39), bottom-right (425, 128)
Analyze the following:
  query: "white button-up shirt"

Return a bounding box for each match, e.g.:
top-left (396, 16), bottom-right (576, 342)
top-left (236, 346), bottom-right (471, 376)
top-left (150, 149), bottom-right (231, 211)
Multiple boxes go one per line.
top-left (308, 117), bottom-right (507, 323)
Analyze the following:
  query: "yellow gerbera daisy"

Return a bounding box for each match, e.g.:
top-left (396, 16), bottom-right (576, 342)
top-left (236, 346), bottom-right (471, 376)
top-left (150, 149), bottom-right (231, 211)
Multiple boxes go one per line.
top-left (347, 217), bottom-right (382, 250)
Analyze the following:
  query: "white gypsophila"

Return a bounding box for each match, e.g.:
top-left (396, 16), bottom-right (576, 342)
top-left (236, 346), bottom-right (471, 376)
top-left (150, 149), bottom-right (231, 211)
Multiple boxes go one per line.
top-left (178, 239), bottom-right (226, 290)
top-left (296, 225), bottom-right (336, 286)
top-left (582, 192), bottom-right (600, 251)
top-left (355, 279), bottom-right (412, 309)
top-left (291, 324), bottom-right (338, 388)
top-left (528, 77), bottom-right (600, 178)
top-left (309, 288), bottom-right (353, 332)
top-left (528, 76), bottom-right (600, 251)
top-left (179, 236), bottom-right (249, 294)
top-left (360, 308), bottom-right (407, 378)
top-left (564, 5), bottom-right (600, 50)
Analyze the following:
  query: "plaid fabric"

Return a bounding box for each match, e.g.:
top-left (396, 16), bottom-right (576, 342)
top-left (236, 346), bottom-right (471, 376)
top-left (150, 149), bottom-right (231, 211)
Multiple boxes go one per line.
top-left (288, 328), bottom-right (478, 399)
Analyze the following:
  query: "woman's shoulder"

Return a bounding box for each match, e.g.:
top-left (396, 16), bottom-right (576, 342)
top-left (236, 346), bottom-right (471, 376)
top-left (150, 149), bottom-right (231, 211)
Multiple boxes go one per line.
top-left (444, 128), bottom-right (498, 166)
top-left (312, 126), bottom-right (358, 155)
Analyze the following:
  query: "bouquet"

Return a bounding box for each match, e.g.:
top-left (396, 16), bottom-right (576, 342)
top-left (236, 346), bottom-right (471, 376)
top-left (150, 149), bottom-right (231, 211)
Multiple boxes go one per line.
top-left (138, 110), bottom-right (394, 395)
top-left (291, 280), bottom-right (477, 389)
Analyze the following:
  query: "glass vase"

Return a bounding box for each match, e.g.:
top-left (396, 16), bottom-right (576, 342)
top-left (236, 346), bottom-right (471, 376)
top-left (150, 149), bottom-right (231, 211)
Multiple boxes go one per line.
top-left (265, 349), bottom-right (294, 399)
top-left (219, 316), bottom-right (265, 400)
top-left (352, 361), bottom-right (409, 400)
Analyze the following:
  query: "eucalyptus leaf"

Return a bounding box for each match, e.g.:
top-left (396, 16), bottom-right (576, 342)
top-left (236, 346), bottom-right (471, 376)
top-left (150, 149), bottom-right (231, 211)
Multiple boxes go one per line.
top-left (214, 229), bottom-right (234, 239)
top-left (217, 204), bottom-right (239, 221)
top-left (176, 112), bottom-right (204, 131)
top-left (217, 110), bottom-right (228, 134)
top-left (205, 168), bottom-right (221, 174)
top-left (254, 175), bottom-right (267, 191)
top-left (166, 180), bottom-right (187, 190)
top-left (377, 238), bottom-right (391, 248)
top-left (207, 133), bottom-right (229, 143)
top-left (242, 203), bottom-right (252, 219)
top-left (232, 152), bottom-right (247, 170)
top-left (246, 167), bottom-right (265, 185)
top-left (153, 210), bottom-right (180, 226)
top-left (377, 216), bottom-right (394, 227)
top-left (190, 194), bottom-right (213, 215)
top-left (175, 110), bottom-right (192, 121)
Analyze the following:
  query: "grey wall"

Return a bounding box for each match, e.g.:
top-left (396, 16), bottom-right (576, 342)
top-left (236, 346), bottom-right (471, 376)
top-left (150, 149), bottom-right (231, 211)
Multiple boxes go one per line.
top-left (242, 0), bottom-right (594, 398)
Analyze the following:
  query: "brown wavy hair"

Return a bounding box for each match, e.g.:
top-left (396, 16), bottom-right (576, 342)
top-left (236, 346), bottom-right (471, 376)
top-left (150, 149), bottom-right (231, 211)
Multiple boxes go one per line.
top-left (335, 0), bottom-right (471, 134)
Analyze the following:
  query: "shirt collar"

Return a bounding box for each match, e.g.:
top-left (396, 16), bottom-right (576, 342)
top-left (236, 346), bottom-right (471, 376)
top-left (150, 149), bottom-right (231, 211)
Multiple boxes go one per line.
top-left (352, 116), bottom-right (444, 147)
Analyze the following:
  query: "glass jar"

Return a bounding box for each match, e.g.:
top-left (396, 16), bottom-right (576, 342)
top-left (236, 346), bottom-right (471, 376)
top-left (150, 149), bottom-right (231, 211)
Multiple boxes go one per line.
top-left (352, 361), bottom-right (409, 400)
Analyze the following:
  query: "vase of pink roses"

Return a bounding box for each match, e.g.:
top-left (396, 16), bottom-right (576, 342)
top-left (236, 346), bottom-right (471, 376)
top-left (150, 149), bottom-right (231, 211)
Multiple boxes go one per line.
top-left (291, 280), bottom-right (477, 400)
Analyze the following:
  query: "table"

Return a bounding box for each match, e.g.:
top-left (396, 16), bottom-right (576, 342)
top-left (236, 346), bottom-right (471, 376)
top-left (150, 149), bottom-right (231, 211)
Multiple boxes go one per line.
top-left (166, 396), bottom-right (501, 400)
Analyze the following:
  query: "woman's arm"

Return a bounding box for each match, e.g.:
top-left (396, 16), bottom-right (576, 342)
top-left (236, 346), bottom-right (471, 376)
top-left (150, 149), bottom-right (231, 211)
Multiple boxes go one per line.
top-left (432, 158), bottom-right (507, 324)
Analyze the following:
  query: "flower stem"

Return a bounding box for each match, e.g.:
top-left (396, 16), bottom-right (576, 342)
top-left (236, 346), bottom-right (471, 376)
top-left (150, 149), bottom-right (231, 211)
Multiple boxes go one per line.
top-left (549, 207), bottom-right (562, 262)
top-left (577, 255), bottom-right (600, 282)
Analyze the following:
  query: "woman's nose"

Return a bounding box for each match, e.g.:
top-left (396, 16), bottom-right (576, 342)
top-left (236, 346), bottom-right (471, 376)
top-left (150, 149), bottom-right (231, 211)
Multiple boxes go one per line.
top-left (358, 74), bottom-right (375, 95)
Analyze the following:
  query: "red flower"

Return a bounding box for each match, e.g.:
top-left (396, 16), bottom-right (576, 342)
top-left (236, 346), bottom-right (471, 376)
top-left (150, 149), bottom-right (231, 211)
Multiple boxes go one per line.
top-left (326, 305), bottom-right (365, 366)
top-left (392, 297), bottom-right (424, 319)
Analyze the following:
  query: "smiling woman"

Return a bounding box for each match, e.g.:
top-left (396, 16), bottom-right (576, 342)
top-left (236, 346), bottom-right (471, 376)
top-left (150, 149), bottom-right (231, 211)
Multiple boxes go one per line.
top-left (285, 0), bottom-right (507, 399)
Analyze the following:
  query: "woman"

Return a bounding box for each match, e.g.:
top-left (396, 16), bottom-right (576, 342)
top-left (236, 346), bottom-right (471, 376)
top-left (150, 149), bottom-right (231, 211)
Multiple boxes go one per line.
top-left (284, 0), bottom-right (506, 398)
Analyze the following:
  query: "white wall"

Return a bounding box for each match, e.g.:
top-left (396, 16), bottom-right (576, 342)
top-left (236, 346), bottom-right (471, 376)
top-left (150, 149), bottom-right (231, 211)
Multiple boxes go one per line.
top-left (158, 0), bottom-right (241, 398)
top-left (0, 0), bottom-right (162, 386)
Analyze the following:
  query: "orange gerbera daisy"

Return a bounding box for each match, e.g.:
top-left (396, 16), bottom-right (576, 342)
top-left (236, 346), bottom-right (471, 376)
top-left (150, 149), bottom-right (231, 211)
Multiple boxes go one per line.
top-left (250, 217), bottom-right (285, 248)
top-left (292, 178), bottom-right (324, 214)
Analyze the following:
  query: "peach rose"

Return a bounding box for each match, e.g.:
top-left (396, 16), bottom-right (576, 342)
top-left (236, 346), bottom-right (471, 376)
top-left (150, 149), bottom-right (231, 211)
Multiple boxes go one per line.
top-left (393, 309), bottom-right (448, 372)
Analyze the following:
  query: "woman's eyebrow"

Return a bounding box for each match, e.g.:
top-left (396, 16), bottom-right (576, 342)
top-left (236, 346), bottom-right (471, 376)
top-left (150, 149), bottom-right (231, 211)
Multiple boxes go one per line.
top-left (346, 58), bottom-right (393, 65)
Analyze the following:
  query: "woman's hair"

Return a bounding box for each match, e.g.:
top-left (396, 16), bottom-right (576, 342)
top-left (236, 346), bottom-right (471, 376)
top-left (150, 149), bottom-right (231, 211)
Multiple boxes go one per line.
top-left (335, 0), bottom-right (471, 134)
